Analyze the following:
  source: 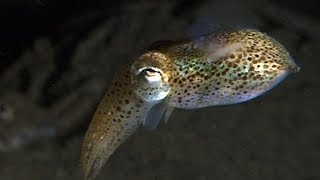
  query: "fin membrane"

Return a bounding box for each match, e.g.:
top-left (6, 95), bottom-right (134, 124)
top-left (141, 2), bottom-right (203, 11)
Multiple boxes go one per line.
top-left (143, 102), bottom-right (174, 130)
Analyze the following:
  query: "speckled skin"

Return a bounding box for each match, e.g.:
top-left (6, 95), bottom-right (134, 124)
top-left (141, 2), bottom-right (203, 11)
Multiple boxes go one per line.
top-left (81, 29), bottom-right (298, 180)
top-left (156, 29), bottom-right (298, 108)
top-left (81, 67), bottom-right (156, 180)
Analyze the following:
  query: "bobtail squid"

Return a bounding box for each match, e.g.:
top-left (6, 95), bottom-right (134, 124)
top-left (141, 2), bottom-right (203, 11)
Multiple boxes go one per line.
top-left (81, 29), bottom-right (299, 180)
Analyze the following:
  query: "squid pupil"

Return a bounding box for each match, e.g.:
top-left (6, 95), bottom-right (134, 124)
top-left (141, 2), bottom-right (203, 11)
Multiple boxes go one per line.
top-left (141, 68), bottom-right (158, 75)
top-left (139, 68), bottom-right (162, 80)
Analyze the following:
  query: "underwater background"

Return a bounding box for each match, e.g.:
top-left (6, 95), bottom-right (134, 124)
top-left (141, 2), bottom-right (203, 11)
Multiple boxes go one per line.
top-left (0, 0), bottom-right (318, 179)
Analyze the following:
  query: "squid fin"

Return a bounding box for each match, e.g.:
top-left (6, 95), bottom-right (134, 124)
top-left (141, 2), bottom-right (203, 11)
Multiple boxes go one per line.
top-left (143, 102), bottom-right (174, 130)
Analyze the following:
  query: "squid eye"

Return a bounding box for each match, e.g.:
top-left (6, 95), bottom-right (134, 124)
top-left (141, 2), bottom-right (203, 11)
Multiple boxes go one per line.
top-left (138, 67), bottom-right (163, 83)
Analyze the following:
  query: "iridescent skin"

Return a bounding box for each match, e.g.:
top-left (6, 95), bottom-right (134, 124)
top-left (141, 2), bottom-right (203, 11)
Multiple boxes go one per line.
top-left (81, 29), bottom-right (299, 180)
